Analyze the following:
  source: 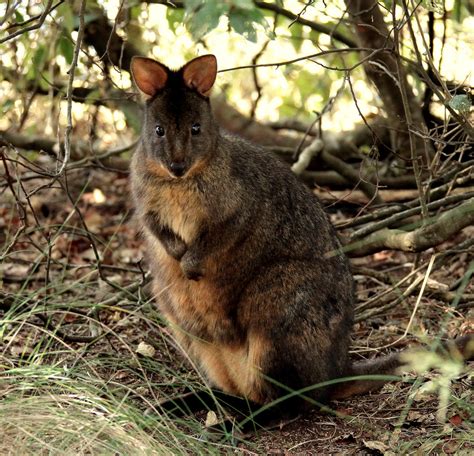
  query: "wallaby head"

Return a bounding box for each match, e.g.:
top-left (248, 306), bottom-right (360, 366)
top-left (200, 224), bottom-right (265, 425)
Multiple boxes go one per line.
top-left (130, 55), bottom-right (218, 179)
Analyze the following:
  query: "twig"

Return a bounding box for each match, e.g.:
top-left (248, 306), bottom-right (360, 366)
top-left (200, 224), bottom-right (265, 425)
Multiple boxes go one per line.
top-left (219, 47), bottom-right (381, 73)
top-left (401, 0), bottom-right (474, 139)
top-left (0, 129), bottom-right (136, 171)
top-left (58, 0), bottom-right (87, 176)
top-left (267, 119), bottom-right (319, 136)
top-left (338, 163), bottom-right (474, 229)
top-left (293, 76), bottom-right (347, 160)
top-left (0, 0), bottom-right (54, 44)
top-left (393, 1), bottom-right (430, 220)
top-left (378, 254), bottom-right (437, 350)
top-left (291, 139), bottom-right (324, 175)
top-left (350, 191), bottom-right (474, 240)
top-left (355, 239), bottom-right (474, 320)
top-left (5, 0), bottom-right (64, 29)
top-left (254, 1), bottom-right (357, 48)
top-left (320, 150), bottom-right (383, 204)
top-left (249, 38), bottom-right (272, 120)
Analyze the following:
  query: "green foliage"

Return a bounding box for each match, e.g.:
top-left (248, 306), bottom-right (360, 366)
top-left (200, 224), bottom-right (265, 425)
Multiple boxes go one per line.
top-left (289, 23), bottom-right (304, 52)
top-left (1, 99), bottom-right (14, 115)
top-left (166, 7), bottom-right (185, 29)
top-left (448, 94), bottom-right (471, 113)
top-left (183, 0), bottom-right (271, 42)
top-left (58, 33), bottom-right (74, 65)
top-left (229, 7), bottom-right (269, 42)
top-left (452, 0), bottom-right (474, 21)
top-left (184, 0), bottom-right (227, 39)
top-left (32, 45), bottom-right (47, 69)
top-left (57, 3), bottom-right (74, 32)
top-left (14, 11), bottom-right (24, 23)
top-left (422, 0), bottom-right (444, 14)
top-left (26, 45), bottom-right (50, 90)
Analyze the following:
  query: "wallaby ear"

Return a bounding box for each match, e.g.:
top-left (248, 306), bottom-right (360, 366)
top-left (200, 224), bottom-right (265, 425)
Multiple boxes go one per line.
top-left (130, 56), bottom-right (168, 98)
top-left (182, 55), bottom-right (217, 97)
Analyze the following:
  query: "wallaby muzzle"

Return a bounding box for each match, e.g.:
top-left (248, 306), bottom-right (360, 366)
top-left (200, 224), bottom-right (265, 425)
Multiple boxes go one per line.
top-left (169, 161), bottom-right (186, 178)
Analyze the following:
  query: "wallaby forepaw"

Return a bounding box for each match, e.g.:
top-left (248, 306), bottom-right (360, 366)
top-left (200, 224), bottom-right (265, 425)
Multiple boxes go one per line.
top-left (181, 252), bottom-right (205, 281)
top-left (181, 260), bottom-right (204, 281)
top-left (183, 267), bottom-right (204, 281)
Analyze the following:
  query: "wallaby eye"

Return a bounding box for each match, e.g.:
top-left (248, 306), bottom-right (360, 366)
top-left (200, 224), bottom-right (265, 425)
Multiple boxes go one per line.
top-left (191, 123), bottom-right (201, 136)
top-left (155, 125), bottom-right (165, 137)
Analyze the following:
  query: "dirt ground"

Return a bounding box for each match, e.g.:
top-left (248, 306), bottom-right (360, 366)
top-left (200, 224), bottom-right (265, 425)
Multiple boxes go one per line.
top-left (1, 166), bottom-right (473, 454)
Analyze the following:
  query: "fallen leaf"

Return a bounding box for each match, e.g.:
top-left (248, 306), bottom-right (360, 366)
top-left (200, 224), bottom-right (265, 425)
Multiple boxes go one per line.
top-left (335, 407), bottom-right (352, 417)
top-left (0, 263), bottom-right (30, 279)
top-left (205, 410), bottom-right (219, 427)
top-left (136, 341), bottom-right (155, 358)
top-left (373, 250), bottom-right (393, 261)
top-left (10, 345), bottom-right (33, 357)
top-left (363, 439), bottom-right (389, 453)
top-left (448, 414), bottom-right (463, 426)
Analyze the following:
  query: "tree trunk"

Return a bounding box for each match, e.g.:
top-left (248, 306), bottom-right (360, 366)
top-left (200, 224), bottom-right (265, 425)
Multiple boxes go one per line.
top-left (344, 0), bottom-right (431, 164)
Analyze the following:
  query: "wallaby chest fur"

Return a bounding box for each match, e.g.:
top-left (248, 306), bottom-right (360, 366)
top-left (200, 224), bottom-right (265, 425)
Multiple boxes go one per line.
top-left (130, 55), bottom-right (354, 406)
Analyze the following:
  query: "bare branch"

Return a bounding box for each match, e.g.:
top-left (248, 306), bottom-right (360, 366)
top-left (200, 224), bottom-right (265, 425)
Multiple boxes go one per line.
top-left (0, 0), bottom-right (55, 44)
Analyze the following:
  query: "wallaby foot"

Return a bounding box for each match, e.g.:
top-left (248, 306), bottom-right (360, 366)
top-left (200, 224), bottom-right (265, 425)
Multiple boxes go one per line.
top-left (202, 413), bottom-right (300, 441)
top-left (155, 388), bottom-right (256, 418)
top-left (154, 387), bottom-right (300, 434)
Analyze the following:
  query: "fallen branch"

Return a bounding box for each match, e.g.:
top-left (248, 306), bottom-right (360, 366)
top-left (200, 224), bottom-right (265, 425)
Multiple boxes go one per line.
top-left (291, 138), bottom-right (324, 175)
top-left (350, 191), bottom-right (474, 239)
top-left (338, 164), bottom-right (474, 229)
top-left (302, 171), bottom-right (418, 189)
top-left (346, 197), bottom-right (474, 257)
top-left (0, 130), bottom-right (136, 172)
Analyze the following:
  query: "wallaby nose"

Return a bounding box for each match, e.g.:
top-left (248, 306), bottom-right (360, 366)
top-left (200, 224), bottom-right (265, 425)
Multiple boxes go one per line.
top-left (169, 161), bottom-right (186, 177)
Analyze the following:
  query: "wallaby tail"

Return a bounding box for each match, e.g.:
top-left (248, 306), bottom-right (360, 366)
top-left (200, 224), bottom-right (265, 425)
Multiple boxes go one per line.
top-left (330, 334), bottom-right (474, 400)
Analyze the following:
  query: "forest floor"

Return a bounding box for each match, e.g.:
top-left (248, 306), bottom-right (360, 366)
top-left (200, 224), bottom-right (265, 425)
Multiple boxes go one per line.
top-left (1, 165), bottom-right (473, 455)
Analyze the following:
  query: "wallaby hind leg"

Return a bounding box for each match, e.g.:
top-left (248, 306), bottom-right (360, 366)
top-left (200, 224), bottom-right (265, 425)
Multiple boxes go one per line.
top-left (236, 260), bottom-right (353, 410)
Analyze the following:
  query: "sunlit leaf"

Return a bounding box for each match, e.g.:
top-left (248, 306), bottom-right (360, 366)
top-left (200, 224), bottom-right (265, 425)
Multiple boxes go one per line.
top-left (32, 45), bottom-right (47, 70)
top-left (122, 104), bottom-right (142, 133)
top-left (231, 0), bottom-right (254, 10)
top-left (85, 89), bottom-right (101, 103)
top-left (58, 3), bottom-right (74, 32)
top-left (130, 5), bottom-right (141, 20)
top-left (14, 11), bottom-right (24, 23)
top-left (166, 8), bottom-right (185, 30)
top-left (58, 33), bottom-right (74, 65)
top-left (229, 10), bottom-right (257, 42)
top-left (183, 0), bottom-right (204, 13)
top-left (422, 0), bottom-right (444, 14)
top-left (229, 7), bottom-right (269, 42)
top-left (185, 0), bottom-right (228, 40)
top-left (2, 99), bottom-right (14, 114)
top-left (309, 29), bottom-right (319, 45)
top-left (289, 22), bottom-right (304, 52)
top-left (448, 94), bottom-right (471, 114)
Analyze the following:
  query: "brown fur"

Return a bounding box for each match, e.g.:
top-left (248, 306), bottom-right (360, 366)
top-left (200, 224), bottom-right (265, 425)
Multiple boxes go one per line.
top-left (130, 55), bottom-right (472, 412)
